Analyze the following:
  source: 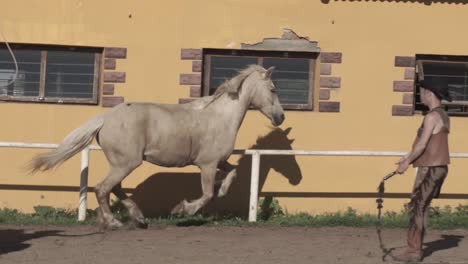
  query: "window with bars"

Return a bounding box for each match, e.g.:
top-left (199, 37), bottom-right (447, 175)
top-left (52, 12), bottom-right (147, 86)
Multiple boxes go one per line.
top-left (415, 54), bottom-right (468, 116)
top-left (0, 44), bottom-right (102, 104)
top-left (202, 49), bottom-right (317, 110)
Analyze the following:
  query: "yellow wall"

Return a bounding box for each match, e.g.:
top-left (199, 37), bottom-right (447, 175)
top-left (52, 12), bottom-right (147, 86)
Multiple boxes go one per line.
top-left (1, 0), bottom-right (467, 215)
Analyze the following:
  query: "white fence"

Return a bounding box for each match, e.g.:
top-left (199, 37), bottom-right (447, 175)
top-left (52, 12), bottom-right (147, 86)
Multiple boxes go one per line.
top-left (1, 142), bottom-right (468, 222)
top-left (0, 142), bottom-right (100, 221)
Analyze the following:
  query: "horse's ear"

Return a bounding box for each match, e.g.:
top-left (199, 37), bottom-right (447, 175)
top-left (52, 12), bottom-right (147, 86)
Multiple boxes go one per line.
top-left (263, 67), bottom-right (275, 79)
top-left (284, 127), bottom-right (292, 135)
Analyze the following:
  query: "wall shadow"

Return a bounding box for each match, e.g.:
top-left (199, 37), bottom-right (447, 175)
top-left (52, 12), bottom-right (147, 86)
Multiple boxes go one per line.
top-left (130, 127), bottom-right (302, 218)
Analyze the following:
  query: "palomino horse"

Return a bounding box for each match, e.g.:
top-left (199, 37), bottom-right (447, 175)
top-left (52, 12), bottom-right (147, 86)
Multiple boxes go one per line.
top-left (29, 65), bottom-right (285, 229)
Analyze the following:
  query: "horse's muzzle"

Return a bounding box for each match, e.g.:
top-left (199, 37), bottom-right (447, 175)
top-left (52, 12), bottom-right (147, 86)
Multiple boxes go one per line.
top-left (272, 113), bottom-right (285, 126)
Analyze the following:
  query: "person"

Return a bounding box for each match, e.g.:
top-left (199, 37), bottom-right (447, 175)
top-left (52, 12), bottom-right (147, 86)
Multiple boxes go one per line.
top-left (391, 79), bottom-right (452, 262)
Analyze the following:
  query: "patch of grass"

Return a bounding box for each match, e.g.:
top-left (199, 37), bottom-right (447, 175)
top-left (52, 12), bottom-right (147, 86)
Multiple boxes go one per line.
top-left (0, 206), bottom-right (98, 225)
top-left (427, 204), bottom-right (468, 230)
top-left (1, 201), bottom-right (468, 229)
top-left (258, 196), bottom-right (284, 221)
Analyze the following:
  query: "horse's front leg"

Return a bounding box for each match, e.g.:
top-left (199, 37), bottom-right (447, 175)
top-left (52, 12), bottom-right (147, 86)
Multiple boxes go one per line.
top-left (217, 161), bottom-right (237, 198)
top-left (171, 164), bottom-right (217, 215)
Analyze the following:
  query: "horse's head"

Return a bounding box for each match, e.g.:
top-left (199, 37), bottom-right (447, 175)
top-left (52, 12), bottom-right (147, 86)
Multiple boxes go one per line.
top-left (247, 66), bottom-right (285, 127)
top-left (217, 65), bottom-right (285, 126)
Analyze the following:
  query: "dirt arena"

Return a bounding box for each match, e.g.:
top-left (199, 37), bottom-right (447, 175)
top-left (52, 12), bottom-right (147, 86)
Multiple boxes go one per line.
top-left (0, 225), bottom-right (467, 264)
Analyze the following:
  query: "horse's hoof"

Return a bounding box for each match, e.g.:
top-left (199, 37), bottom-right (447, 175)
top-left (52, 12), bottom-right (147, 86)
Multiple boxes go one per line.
top-left (104, 219), bottom-right (124, 230)
top-left (136, 221), bottom-right (149, 229)
top-left (129, 218), bottom-right (148, 229)
top-left (185, 206), bottom-right (199, 216)
top-left (171, 200), bottom-right (187, 215)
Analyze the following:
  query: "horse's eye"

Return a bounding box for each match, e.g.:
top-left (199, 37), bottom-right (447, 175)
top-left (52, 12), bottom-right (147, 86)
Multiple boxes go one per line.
top-left (271, 89), bottom-right (277, 94)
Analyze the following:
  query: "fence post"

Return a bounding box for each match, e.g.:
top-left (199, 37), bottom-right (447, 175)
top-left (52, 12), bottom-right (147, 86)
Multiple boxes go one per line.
top-left (248, 151), bottom-right (261, 222)
top-left (78, 147), bottom-right (89, 221)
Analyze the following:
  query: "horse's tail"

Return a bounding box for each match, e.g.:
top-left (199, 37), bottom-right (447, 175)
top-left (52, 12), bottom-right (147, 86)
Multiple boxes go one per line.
top-left (28, 115), bottom-right (105, 173)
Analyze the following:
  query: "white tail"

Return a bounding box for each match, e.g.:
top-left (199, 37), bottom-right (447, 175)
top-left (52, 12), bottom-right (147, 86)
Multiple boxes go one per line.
top-left (29, 115), bottom-right (105, 173)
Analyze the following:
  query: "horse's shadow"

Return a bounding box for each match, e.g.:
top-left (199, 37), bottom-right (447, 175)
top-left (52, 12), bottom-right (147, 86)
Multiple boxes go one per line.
top-left (0, 229), bottom-right (58, 255)
top-left (423, 234), bottom-right (464, 258)
top-left (0, 229), bottom-right (100, 255)
top-left (130, 127), bottom-right (302, 218)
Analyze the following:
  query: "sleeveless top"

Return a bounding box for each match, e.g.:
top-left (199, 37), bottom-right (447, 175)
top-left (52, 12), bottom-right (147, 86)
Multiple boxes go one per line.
top-left (412, 107), bottom-right (450, 167)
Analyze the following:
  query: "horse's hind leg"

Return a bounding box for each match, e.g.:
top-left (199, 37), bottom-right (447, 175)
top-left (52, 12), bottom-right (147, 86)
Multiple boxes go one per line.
top-left (171, 164), bottom-right (217, 215)
top-left (95, 165), bottom-right (139, 229)
top-left (112, 183), bottom-right (147, 229)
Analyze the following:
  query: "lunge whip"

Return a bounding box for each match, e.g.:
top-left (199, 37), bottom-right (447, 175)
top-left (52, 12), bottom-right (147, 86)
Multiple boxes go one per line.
top-left (376, 170), bottom-right (397, 261)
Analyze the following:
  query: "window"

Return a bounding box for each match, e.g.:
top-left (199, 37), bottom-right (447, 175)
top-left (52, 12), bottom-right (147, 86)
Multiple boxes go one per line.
top-left (202, 49), bottom-right (317, 110)
top-left (415, 54), bottom-right (468, 116)
top-left (0, 43), bottom-right (102, 104)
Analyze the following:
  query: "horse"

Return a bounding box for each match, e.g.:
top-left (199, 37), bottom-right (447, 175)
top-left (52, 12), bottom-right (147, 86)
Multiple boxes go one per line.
top-left (29, 65), bottom-right (285, 229)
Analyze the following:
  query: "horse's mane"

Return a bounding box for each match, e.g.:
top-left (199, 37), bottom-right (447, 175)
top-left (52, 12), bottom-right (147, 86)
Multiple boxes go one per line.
top-left (189, 65), bottom-right (265, 109)
top-left (213, 64), bottom-right (266, 98)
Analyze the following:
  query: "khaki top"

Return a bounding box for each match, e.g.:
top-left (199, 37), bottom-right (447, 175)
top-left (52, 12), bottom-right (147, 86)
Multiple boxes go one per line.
top-left (412, 107), bottom-right (450, 167)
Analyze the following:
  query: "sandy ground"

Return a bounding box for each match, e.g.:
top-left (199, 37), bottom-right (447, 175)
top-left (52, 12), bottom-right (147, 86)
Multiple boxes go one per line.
top-left (0, 224), bottom-right (467, 264)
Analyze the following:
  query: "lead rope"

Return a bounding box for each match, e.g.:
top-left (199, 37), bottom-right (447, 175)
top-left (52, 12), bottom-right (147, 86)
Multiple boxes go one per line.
top-left (376, 171), bottom-right (397, 261)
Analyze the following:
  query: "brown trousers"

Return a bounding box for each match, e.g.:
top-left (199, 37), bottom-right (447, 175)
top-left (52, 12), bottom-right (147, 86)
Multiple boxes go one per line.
top-left (406, 166), bottom-right (448, 252)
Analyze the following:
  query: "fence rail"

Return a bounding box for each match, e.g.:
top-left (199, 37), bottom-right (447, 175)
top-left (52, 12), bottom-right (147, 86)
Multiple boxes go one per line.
top-left (1, 142), bottom-right (467, 222)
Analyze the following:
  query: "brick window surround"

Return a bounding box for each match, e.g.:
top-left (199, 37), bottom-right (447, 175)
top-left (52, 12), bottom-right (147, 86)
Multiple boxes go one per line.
top-left (392, 56), bottom-right (415, 116)
top-left (101, 47), bottom-right (127, 107)
top-left (393, 55), bottom-right (468, 117)
top-left (0, 43), bottom-right (127, 108)
top-left (179, 29), bottom-right (342, 112)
